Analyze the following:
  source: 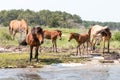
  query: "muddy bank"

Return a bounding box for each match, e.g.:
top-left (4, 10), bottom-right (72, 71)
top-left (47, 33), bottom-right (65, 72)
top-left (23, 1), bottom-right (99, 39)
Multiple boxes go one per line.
top-left (1, 45), bottom-right (119, 60)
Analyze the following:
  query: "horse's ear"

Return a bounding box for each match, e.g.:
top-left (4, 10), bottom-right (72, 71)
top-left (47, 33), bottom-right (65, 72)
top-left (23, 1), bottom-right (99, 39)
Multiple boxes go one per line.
top-left (37, 27), bottom-right (43, 33)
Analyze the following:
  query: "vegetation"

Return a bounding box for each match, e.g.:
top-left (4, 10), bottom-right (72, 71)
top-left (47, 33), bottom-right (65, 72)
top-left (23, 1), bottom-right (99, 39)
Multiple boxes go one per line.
top-left (0, 9), bottom-right (120, 68)
top-left (82, 20), bottom-right (120, 30)
top-left (0, 27), bottom-right (120, 68)
top-left (112, 31), bottom-right (120, 41)
top-left (0, 52), bottom-right (89, 68)
top-left (0, 9), bottom-right (82, 28)
top-left (0, 9), bottom-right (120, 30)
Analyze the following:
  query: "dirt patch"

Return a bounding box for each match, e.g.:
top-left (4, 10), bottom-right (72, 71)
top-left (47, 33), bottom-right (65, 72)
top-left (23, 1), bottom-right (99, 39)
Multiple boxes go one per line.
top-left (0, 45), bottom-right (120, 61)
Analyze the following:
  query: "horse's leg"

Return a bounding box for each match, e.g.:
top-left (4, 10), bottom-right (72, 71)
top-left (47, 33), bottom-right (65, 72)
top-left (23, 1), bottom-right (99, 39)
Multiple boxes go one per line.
top-left (108, 40), bottom-right (110, 53)
top-left (91, 38), bottom-right (94, 50)
top-left (89, 42), bottom-right (93, 54)
top-left (86, 42), bottom-right (88, 55)
top-left (35, 46), bottom-right (39, 62)
top-left (82, 43), bottom-right (85, 55)
top-left (79, 45), bottom-right (81, 56)
top-left (54, 40), bottom-right (57, 52)
top-left (52, 40), bottom-right (55, 52)
top-left (12, 31), bottom-right (16, 39)
top-left (102, 38), bottom-right (105, 54)
top-left (76, 44), bottom-right (80, 56)
top-left (30, 46), bottom-right (33, 62)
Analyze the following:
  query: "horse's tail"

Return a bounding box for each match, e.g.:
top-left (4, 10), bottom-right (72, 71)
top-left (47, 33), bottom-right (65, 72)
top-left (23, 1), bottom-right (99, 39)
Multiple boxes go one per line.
top-left (9, 25), bottom-right (12, 34)
top-left (88, 27), bottom-right (91, 38)
top-left (19, 39), bottom-right (27, 46)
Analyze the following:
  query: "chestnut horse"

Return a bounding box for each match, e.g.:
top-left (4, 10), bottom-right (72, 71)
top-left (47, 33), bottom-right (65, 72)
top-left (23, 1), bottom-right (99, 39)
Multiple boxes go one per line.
top-left (9, 19), bottom-right (28, 39)
top-left (20, 27), bottom-right (44, 62)
top-left (43, 29), bottom-right (62, 52)
top-left (88, 25), bottom-right (111, 54)
top-left (68, 33), bottom-right (90, 56)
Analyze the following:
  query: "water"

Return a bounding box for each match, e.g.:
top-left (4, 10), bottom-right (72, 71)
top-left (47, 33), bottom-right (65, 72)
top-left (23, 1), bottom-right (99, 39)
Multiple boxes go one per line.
top-left (0, 63), bottom-right (120, 80)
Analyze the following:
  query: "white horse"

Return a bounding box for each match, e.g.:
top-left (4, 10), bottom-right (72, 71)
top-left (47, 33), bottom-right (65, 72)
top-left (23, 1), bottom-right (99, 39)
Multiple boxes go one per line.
top-left (88, 25), bottom-right (111, 54)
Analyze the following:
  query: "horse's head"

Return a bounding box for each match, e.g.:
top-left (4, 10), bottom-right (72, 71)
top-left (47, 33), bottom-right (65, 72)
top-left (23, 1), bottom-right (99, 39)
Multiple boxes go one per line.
top-left (94, 28), bottom-right (110, 45)
top-left (68, 33), bottom-right (74, 42)
top-left (21, 19), bottom-right (29, 35)
top-left (56, 30), bottom-right (62, 40)
top-left (31, 27), bottom-right (44, 44)
top-left (94, 33), bottom-right (102, 45)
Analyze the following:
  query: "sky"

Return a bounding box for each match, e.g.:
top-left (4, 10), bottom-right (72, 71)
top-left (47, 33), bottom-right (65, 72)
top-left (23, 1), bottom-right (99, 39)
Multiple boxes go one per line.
top-left (0, 0), bottom-right (120, 22)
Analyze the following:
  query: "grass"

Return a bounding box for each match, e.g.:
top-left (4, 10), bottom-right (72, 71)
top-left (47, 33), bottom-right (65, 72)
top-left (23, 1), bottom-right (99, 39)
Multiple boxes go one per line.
top-left (0, 52), bottom-right (88, 68)
top-left (0, 26), bottom-right (120, 68)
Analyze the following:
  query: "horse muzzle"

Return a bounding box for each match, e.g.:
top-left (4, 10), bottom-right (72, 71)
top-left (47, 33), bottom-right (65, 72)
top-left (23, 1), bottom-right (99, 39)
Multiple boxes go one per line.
top-left (40, 41), bottom-right (44, 44)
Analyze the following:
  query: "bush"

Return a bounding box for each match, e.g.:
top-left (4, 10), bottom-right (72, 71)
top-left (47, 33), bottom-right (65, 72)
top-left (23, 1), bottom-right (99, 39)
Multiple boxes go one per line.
top-left (0, 31), bottom-right (12, 40)
top-left (112, 32), bottom-right (120, 41)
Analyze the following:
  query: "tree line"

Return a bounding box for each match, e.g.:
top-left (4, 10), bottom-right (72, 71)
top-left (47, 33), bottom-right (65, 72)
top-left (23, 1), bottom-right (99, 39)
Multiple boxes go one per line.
top-left (0, 9), bottom-right (120, 30)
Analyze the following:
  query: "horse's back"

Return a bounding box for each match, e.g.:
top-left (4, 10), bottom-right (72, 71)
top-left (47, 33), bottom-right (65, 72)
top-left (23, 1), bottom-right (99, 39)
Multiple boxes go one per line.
top-left (43, 30), bottom-right (58, 39)
top-left (21, 19), bottom-right (28, 28)
top-left (91, 25), bottom-right (103, 35)
top-left (43, 30), bottom-right (52, 39)
top-left (80, 33), bottom-right (89, 43)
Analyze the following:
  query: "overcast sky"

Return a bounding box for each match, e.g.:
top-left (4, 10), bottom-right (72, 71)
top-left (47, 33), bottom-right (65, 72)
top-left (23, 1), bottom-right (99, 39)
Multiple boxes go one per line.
top-left (0, 0), bottom-right (120, 22)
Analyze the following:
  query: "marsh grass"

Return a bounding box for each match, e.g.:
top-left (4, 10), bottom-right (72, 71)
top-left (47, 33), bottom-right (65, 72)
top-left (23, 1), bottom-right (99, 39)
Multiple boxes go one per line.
top-left (0, 52), bottom-right (88, 68)
top-left (0, 27), bottom-right (120, 68)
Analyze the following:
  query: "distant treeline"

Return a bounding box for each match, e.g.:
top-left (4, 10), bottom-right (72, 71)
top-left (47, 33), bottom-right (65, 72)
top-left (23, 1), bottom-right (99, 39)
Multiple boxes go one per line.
top-left (0, 9), bottom-right (120, 30)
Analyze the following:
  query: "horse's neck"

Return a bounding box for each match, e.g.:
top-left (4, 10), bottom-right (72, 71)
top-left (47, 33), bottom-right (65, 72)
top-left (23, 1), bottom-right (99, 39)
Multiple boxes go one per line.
top-left (73, 35), bottom-right (79, 42)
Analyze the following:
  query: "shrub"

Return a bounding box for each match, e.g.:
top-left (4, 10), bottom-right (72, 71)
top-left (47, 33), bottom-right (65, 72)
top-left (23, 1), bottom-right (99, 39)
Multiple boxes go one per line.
top-left (112, 32), bottom-right (120, 41)
top-left (0, 31), bottom-right (12, 40)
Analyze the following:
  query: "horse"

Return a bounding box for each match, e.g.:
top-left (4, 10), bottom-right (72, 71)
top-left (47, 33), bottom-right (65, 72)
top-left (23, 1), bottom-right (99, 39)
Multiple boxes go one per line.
top-left (68, 33), bottom-right (90, 56)
top-left (43, 29), bottom-right (62, 52)
top-left (88, 25), bottom-right (111, 54)
top-left (9, 19), bottom-right (28, 39)
top-left (20, 27), bottom-right (44, 62)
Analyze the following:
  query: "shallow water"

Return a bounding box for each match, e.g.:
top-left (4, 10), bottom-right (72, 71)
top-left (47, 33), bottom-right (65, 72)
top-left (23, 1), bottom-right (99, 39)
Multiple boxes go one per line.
top-left (0, 63), bottom-right (120, 80)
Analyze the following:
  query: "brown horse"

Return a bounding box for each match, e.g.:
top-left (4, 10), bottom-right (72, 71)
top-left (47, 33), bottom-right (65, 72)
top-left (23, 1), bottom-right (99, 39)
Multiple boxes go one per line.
top-left (9, 19), bottom-right (28, 39)
top-left (68, 33), bottom-right (90, 56)
top-left (88, 25), bottom-right (111, 54)
top-left (20, 27), bottom-right (44, 62)
top-left (43, 29), bottom-right (62, 52)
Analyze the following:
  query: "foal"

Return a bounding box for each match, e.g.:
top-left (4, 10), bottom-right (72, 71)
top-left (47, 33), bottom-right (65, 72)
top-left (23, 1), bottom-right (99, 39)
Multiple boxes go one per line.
top-left (43, 29), bottom-right (62, 52)
top-left (68, 33), bottom-right (90, 56)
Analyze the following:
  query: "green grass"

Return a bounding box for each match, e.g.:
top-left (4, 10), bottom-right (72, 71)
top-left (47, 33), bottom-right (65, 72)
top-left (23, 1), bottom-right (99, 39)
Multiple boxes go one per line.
top-left (0, 52), bottom-right (88, 68)
top-left (0, 26), bottom-right (120, 68)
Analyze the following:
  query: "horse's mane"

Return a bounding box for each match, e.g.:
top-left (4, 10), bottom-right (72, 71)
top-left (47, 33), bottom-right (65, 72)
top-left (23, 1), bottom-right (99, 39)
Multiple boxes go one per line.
top-left (96, 27), bottom-right (111, 37)
top-left (31, 27), bottom-right (43, 39)
top-left (70, 33), bottom-right (80, 37)
top-left (88, 27), bottom-right (92, 37)
top-left (55, 30), bottom-right (62, 33)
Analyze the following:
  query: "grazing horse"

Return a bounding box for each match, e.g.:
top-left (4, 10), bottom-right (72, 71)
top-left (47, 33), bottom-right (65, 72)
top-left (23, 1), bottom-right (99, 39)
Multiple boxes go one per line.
top-left (9, 19), bottom-right (28, 39)
top-left (43, 29), bottom-right (62, 52)
top-left (88, 25), bottom-right (111, 54)
top-left (68, 33), bottom-right (90, 56)
top-left (20, 27), bottom-right (44, 62)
